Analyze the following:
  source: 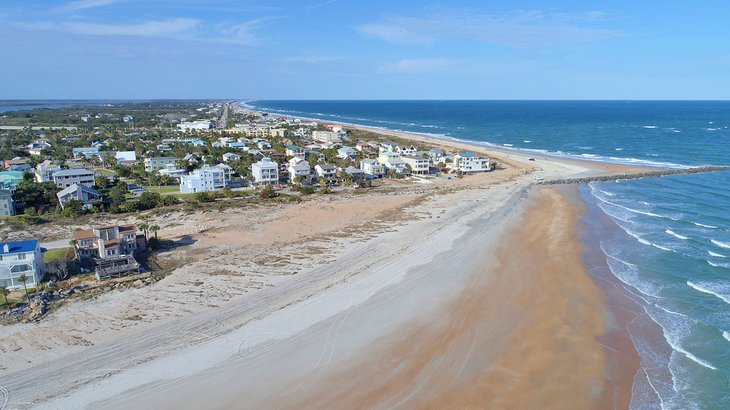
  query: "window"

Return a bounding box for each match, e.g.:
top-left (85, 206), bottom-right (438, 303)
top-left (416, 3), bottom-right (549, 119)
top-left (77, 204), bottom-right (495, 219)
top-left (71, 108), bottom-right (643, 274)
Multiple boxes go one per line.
top-left (17, 253), bottom-right (26, 260)
top-left (11, 264), bottom-right (31, 273)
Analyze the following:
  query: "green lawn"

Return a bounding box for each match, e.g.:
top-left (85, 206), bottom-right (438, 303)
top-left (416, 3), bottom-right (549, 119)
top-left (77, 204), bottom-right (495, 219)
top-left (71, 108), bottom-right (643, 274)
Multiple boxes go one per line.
top-left (143, 185), bottom-right (180, 195)
top-left (44, 247), bottom-right (73, 263)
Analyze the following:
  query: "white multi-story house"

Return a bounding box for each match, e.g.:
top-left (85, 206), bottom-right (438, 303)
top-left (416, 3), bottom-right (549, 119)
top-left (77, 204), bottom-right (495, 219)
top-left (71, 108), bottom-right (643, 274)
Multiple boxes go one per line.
top-left (0, 190), bottom-right (15, 216)
top-left (0, 240), bottom-right (46, 290)
top-left (35, 160), bottom-right (62, 183)
top-left (57, 184), bottom-right (101, 209)
top-left (397, 145), bottom-right (419, 156)
top-left (288, 159), bottom-right (311, 183)
top-left (251, 158), bottom-right (279, 185)
top-left (401, 155), bottom-right (430, 175)
top-left (145, 157), bottom-right (178, 172)
top-left (52, 168), bottom-right (96, 189)
top-left (379, 152), bottom-right (408, 174)
top-left (315, 164), bottom-right (337, 179)
top-left (158, 163), bottom-right (187, 180)
top-left (454, 152), bottom-right (491, 173)
top-left (312, 130), bottom-right (342, 144)
top-left (179, 167), bottom-right (227, 193)
top-left (27, 141), bottom-right (51, 156)
top-left (360, 159), bottom-right (384, 177)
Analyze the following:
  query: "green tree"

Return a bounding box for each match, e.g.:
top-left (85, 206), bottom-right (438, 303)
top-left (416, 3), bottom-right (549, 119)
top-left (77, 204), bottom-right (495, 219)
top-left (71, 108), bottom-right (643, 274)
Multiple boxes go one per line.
top-left (0, 285), bottom-right (9, 306)
top-left (61, 199), bottom-right (84, 218)
top-left (138, 223), bottom-right (149, 238)
top-left (17, 274), bottom-right (30, 301)
top-left (149, 225), bottom-right (160, 239)
top-left (259, 184), bottom-right (277, 199)
top-left (137, 191), bottom-right (162, 210)
top-left (95, 175), bottom-right (111, 189)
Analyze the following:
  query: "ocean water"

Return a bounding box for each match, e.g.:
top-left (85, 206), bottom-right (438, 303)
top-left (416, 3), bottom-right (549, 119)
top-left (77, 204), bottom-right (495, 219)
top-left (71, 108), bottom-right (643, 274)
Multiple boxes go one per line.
top-left (247, 100), bottom-right (730, 408)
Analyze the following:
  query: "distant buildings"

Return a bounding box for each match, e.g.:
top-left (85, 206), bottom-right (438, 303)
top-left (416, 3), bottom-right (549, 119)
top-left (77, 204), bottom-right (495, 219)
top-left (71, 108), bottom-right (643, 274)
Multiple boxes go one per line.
top-left (52, 168), bottom-right (96, 189)
top-left (57, 184), bottom-right (101, 209)
top-left (179, 166), bottom-right (227, 194)
top-left (72, 147), bottom-right (101, 159)
top-left (222, 152), bottom-right (241, 163)
top-left (4, 158), bottom-right (32, 173)
top-left (0, 171), bottom-right (26, 191)
top-left (312, 130), bottom-right (342, 144)
top-left (251, 158), bottom-right (279, 185)
top-left (178, 120), bottom-right (212, 131)
top-left (0, 240), bottom-right (46, 290)
top-left (285, 145), bottom-right (306, 159)
top-left (115, 151), bottom-right (137, 165)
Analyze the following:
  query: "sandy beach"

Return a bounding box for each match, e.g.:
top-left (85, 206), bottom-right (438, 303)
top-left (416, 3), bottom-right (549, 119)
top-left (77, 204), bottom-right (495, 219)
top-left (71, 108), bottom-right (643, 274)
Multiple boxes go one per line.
top-left (0, 128), bottom-right (646, 409)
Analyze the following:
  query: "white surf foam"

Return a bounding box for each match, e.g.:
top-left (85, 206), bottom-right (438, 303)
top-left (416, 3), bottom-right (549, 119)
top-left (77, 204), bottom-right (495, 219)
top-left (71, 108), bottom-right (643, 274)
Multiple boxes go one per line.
top-left (723, 331), bottom-right (730, 342)
top-left (523, 140), bottom-right (531, 143)
top-left (687, 281), bottom-right (730, 304)
top-left (642, 125), bottom-right (659, 129)
top-left (672, 345), bottom-right (718, 371)
top-left (708, 251), bottom-right (726, 258)
top-left (707, 260), bottom-right (730, 269)
top-left (665, 229), bottom-right (689, 240)
top-left (711, 239), bottom-right (730, 249)
top-left (694, 222), bottom-right (719, 229)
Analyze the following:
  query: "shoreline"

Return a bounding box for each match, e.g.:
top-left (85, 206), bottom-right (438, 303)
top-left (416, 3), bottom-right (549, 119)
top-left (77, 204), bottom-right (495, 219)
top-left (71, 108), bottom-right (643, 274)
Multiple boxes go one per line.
top-left (0, 108), bottom-right (654, 408)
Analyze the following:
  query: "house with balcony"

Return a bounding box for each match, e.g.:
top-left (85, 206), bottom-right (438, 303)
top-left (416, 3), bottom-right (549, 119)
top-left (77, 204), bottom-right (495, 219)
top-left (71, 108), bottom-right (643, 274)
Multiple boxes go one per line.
top-left (74, 224), bottom-right (144, 280)
top-left (401, 155), bottom-right (430, 175)
top-left (453, 152), bottom-right (491, 173)
top-left (360, 159), bottom-right (385, 178)
top-left (315, 163), bottom-right (337, 179)
top-left (251, 158), bottom-right (279, 184)
top-left (286, 145), bottom-right (306, 159)
top-left (179, 166), bottom-right (227, 193)
top-left (288, 159), bottom-right (311, 183)
top-left (52, 168), bottom-right (96, 189)
top-left (0, 240), bottom-right (46, 290)
top-left (337, 146), bottom-right (359, 161)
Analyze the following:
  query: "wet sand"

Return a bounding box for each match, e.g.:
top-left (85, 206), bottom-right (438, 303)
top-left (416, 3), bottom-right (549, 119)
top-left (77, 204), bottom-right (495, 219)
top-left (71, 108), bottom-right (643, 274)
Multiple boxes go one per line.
top-left (39, 185), bottom-right (638, 409)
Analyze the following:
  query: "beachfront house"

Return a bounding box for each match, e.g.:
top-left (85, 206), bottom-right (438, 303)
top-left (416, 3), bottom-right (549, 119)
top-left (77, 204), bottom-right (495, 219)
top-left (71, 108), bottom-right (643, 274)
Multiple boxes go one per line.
top-left (179, 166), bottom-right (227, 194)
top-left (397, 145), bottom-right (419, 156)
top-left (0, 240), bottom-right (46, 290)
top-left (74, 224), bottom-right (144, 280)
top-left (401, 155), bottom-right (430, 175)
top-left (57, 184), bottom-right (101, 209)
top-left (288, 160), bottom-right (311, 183)
top-left (453, 152), bottom-right (491, 173)
top-left (315, 164), bottom-right (337, 180)
top-left (0, 190), bottom-right (15, 216)
top-left (35, 160), bottom-right (62, 183)
top-left (214, 163), bottom-right (235, 183)
top-left (52, 168), bottom-right (96, 189)
top-left (343, 166), bottom-right (365, 181)
top-left (360, 159), bottom-right (384, 178)
top-left (144, 157), bottom-right (179, 172)
top-left (251, 158), bottom-right (279, 185)
top-left (429, 148), bottom-right (446, 162)
top-left (379, 152), bottom-right (408, 175)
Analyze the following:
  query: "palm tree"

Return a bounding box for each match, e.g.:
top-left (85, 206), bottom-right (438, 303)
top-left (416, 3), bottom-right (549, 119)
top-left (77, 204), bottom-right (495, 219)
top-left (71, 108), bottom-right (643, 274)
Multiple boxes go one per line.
top-left (17, 274), bottom-right (30, 301)
top-left (149, 225), bottom-right (160, 239)
top-left (0, 285), bottom-right (9, 306)
top-left (138, 223), bottom-right (149, 238)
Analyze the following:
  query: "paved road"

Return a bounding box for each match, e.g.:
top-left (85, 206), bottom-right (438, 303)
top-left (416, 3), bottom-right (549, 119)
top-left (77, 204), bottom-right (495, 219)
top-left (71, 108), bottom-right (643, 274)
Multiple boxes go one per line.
top-left (40, 239), bottom-right (71, 250)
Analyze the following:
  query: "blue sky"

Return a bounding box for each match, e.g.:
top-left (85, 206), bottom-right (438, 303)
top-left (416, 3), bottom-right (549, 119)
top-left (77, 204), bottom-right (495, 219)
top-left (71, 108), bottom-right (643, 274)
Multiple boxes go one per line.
top-left (1, 0), bottom-right (729, 99)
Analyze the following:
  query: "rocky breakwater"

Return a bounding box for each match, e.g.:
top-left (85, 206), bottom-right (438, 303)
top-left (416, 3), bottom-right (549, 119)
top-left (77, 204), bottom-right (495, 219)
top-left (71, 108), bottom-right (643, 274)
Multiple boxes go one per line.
top-left (538, 165), bottom-right (730, 185)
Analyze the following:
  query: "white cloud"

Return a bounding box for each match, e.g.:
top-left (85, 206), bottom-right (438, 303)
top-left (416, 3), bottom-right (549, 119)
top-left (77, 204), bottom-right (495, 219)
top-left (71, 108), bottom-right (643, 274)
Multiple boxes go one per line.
top-left (358, 8), bottom-right (623, 48)
top-left (379, 58), bottom-right (457, 73)
top-left (62, 0), bottom-right (118, 11)
top-left (64, 18), bottom-right (200, 37)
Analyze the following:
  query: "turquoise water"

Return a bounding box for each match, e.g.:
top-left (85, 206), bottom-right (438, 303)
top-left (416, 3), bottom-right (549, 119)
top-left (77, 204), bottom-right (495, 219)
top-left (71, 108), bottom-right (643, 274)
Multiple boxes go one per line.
top-left (247, 100), bottom-right (730, 408)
